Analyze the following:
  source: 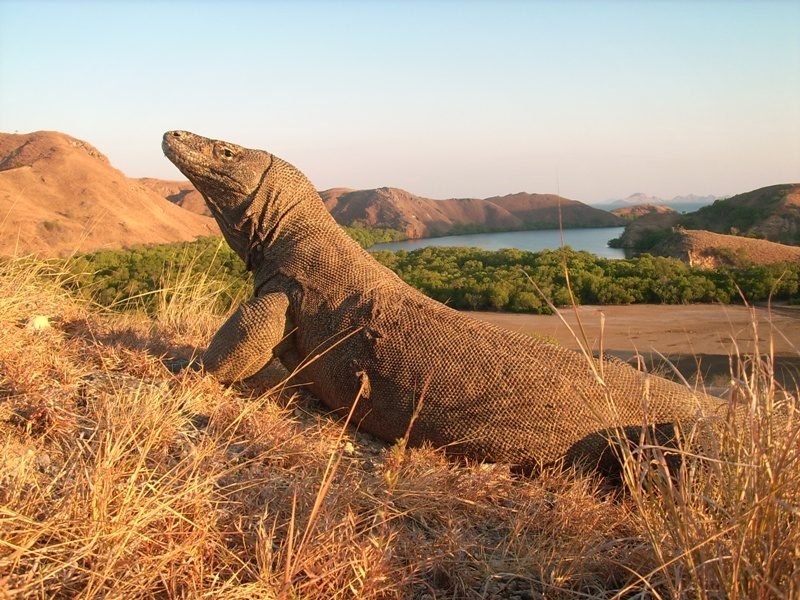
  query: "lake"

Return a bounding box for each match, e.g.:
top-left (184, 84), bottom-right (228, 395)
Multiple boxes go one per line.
top-left (371, 227), bottom-right (627, 258)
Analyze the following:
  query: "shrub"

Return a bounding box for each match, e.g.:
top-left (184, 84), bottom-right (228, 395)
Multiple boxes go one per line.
top-left (60, 241), bottom-right (800, 316)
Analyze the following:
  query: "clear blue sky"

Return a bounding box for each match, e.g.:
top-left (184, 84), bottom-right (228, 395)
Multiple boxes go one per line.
top-left (1, 0), bottom-right (798, 203)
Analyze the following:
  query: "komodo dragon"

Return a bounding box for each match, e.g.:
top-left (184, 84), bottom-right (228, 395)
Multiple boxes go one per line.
top-left (162, 130), bottom-right (738, 474)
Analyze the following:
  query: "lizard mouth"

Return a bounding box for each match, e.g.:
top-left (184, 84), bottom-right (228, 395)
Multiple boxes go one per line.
top-left (161, 131), bottom-right (196, 175)
top-left (162, 131), bottom-right (248, 195)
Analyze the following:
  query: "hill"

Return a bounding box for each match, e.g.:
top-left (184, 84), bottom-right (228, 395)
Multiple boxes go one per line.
top-left (611, 184), bottom-right (800, 250)
top-left (320, 187), bottom-right (522, 238)
top-left (137, 177), bottom-right (210, 216)
top-left (650, 228), bottom-right (800, 268)
top-left (485, 192), bottom-right (624, 229)
top-left (610, 204), bottom-right (676, 221)
top-left (152, 181), bottom-right (624, 238)
top-left (0, 131), bottom-right (219, 256)
top-left (680, 184), bottom-right (800, 243)
top-left (320, 187), bottom-right (623, 238)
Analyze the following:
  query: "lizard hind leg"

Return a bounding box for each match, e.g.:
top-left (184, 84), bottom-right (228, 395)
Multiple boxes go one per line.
top-left (202, 292), bottom-right (291, 383)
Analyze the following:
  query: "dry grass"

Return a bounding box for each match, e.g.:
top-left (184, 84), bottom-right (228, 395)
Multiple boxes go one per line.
top-left (0, 256), bottom-right (798, 599)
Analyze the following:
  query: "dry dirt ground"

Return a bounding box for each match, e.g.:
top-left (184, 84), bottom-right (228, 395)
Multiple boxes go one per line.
top-left (472, 303), bottom-right (800, 390)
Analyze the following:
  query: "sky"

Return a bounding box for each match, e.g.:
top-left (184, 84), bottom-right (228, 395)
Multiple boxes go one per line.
top-left (0, 0), bottom-right (798, 203)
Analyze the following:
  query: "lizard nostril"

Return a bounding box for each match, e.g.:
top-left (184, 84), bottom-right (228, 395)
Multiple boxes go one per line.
top-left (172, 131), bottom-right (183, 138)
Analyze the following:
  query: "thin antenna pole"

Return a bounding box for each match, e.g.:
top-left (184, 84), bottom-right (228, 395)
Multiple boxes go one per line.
top-left (556, 168), bottom-right (565, 248)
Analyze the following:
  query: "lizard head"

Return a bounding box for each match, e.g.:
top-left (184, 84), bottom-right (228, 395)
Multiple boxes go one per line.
top-left (162, 130), bottom-right (273, 262)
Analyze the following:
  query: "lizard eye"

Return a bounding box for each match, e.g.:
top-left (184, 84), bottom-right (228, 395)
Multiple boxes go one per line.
top-left (218, 145), bottom-right (236, 159)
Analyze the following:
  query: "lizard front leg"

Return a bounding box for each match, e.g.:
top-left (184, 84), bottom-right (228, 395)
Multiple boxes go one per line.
top-left (201, 292), bottom-right (291, 383)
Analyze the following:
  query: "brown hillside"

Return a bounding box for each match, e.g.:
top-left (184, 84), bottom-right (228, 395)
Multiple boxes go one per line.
top-left (650, 229), bottom-right (800, 268)
top-left (680, 184), bottom-right (800, 243)
top-left (486, 192), bottom-right (624, 229)
top-left (319, 187), bottom-right (622, 238)
top-left (320, 187), bottom-right (522, 237)
top-left (0, 131), bottom-right (219, 257)
top-left (138, 178), bottom-right (211, 217)
top-left (148, 179), bottom-right (622, 238)
top-left (315, 187), bottom-right (355, 208)
top-left (611, 204), bottom-right (675, 221)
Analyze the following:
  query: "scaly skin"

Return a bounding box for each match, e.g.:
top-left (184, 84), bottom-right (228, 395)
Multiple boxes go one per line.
top-left (162, 130), bottom-right (737, 473)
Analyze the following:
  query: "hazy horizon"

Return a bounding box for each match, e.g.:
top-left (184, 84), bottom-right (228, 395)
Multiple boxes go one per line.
top-left (1, 0), bottom-right (798, 203)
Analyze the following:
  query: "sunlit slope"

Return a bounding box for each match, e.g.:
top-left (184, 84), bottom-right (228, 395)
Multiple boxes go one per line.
top-left (0, 131), bottom-right (219, 257)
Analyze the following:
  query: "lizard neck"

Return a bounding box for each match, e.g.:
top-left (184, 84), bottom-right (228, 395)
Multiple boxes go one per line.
top-left (245, 174), bottom-right (389, 296)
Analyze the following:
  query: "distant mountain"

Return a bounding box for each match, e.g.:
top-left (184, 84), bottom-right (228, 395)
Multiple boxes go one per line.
top-left (0, 131), bottom-right (219, 257)
top-left (612, 184), bottom-right (800, 250)
top-left (596, 193), bottom-right (719, 213)
top-left (320, 187), bottom-right (623, 238)
top-left (612, 192), bottom-right (665, 206)
top-left (671, 193), bottom-right (720, 205)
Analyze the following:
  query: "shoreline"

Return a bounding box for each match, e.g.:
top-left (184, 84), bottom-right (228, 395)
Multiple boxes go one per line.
top-left (368, 225), bottom-right (626, 257)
